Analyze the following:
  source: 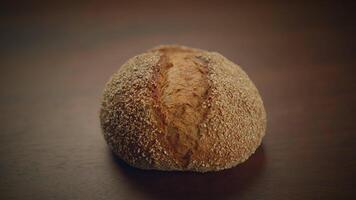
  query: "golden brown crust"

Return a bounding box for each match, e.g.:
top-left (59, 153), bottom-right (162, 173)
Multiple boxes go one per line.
top-left (100, 45), bottom-right (266, 172)
top-left (151, 46), bottom-right (210, 168)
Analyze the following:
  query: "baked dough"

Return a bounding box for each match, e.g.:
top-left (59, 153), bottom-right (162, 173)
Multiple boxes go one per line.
top-left (100, 45), bottom-right (266, 172)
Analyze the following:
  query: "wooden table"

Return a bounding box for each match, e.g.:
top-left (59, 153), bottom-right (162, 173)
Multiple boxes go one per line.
top-left (1, 1), bottom-right (355, 199)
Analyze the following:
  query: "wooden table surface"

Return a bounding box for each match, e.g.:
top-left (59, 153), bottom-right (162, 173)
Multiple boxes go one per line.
top-left (1, 1), bottom-right (355, 199)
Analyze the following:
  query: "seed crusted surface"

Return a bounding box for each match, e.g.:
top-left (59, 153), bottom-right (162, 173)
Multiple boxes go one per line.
top-left (100, 45), bottom-right (266, 172)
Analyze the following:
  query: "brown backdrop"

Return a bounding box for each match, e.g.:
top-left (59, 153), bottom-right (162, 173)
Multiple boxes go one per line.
top-left (1, 1), bottom-right (355, 199)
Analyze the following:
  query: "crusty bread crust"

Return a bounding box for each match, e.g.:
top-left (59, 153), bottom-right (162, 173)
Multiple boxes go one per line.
top-left (100, 45), bottom-right (266, 172)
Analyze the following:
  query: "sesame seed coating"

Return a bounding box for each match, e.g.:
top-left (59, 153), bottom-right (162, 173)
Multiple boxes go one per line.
top-left (100, 45), bottom-right (266, 172)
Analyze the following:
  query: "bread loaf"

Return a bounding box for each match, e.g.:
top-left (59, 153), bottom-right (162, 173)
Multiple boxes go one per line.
top-left (100, 45), bottom-right (266, 172)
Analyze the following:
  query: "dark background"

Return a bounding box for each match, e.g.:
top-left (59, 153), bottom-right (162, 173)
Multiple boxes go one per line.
top-left (1, 1), bottom-right (356, 199)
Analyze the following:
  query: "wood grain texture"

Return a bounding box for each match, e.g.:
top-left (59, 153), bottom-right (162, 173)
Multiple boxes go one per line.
top-left (1, 1), bottom-right (355, 199)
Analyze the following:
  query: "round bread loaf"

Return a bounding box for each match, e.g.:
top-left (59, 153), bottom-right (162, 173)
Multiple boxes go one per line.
top-left (100, 45), bottom-right (266, 172)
